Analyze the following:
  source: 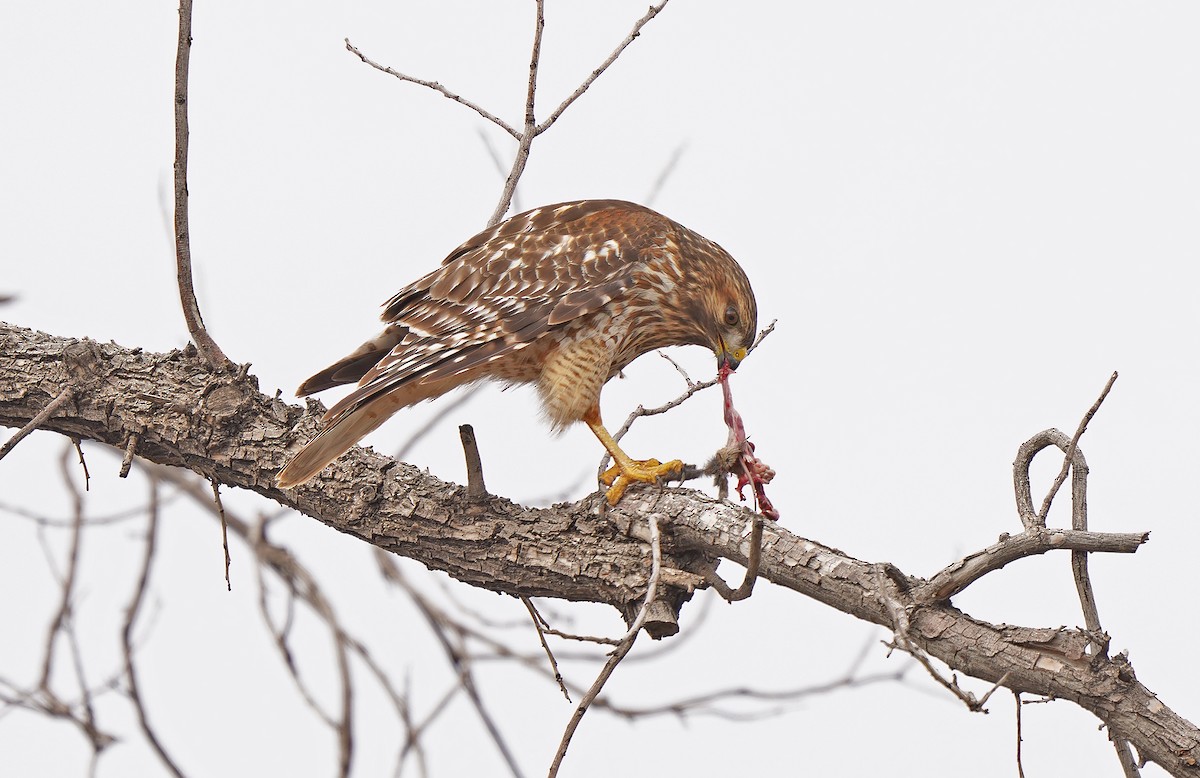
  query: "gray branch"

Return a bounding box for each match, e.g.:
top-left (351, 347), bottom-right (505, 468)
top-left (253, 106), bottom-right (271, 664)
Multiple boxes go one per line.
top-left (1, 320), bottom-right (1197, 776)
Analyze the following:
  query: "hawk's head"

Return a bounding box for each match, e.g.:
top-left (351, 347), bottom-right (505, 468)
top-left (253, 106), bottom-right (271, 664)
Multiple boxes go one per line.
top-left (686, 240), bottom-right (758, 372)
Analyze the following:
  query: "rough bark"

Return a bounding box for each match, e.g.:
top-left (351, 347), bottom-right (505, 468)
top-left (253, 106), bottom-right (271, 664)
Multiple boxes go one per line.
top-left (2, 320), bottom-right (1197, 775)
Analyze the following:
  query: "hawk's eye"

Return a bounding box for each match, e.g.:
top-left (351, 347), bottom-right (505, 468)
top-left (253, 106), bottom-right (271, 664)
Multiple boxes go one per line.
top-left (723, 305), bottom-right (739, 327)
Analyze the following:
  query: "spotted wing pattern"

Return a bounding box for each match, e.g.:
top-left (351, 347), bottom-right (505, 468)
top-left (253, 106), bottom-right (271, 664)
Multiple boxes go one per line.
top-left (321, 200), bottom-right (669, 427)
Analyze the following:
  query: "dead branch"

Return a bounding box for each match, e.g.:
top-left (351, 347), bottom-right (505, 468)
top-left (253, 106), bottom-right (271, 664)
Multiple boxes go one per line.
top-left (343, 40), bottom-right (520, 139)
top-left (1037, 371), bottom-right (1118, 523)
top-left (459, 424), bottom-right (489, 499)
top-left (0, 386), bottom-right (74, 463)
top-left (122, 476), bottom-right (186, 777)
top-left (1, 322), bottom-right (1197, 776)
top-left (347, 0), bottom-right (672, 226)
top-left (173, 0), bottom-right (232, 370)
top-left (534, 1), bottom-right (671, 134)
top-left (549, 511), bottom-right (664, 777)
top-left (920, 527), bottom-right (1147, 604)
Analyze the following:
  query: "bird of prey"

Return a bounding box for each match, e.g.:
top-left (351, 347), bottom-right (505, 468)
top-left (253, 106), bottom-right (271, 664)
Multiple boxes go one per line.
top-left (277, 199), bottom-right (759, 504)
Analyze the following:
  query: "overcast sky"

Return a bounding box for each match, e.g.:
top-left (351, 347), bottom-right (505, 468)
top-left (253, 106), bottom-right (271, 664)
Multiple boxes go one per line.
top-left (3, 2), bottom-right (1199, 776)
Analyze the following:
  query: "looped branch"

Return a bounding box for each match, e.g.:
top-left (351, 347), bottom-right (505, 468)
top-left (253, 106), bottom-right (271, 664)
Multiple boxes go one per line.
top-left (1013, 428), bottom-right (1089, 531)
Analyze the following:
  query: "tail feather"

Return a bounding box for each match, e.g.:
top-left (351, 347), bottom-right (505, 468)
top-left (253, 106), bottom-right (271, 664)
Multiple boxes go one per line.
top-left (276, 399), bottom-right (394, 488)
top-left (297, 326), bottom-right (407, 396)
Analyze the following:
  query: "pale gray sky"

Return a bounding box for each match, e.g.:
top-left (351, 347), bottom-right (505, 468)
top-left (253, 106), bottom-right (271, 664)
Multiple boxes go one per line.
top-left (2, 2), bottom-right (1198, 776)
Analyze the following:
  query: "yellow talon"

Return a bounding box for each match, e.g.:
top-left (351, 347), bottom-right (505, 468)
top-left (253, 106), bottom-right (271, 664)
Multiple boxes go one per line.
top-left (599, 457), bottom-right (683, 505)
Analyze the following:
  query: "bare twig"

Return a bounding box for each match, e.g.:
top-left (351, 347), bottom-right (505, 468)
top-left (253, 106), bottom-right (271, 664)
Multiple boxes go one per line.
top-left (401, 571), bottom-right (526, 778)
top-left (209, 479), bottom-right (232, 591)
top-left (70, 436), bottom-right (90, 491)
top-left (173, 0), bottom-right (231, 370)
top-left (878, 568), bottom-right (992, 713)
top-left (459, 424), bottom-right (488, 499)
top-left (150, 465), bottom-right (361, 777)
top-left (252, 527), bottom-right (354, 778)
top-left (0, 386), bottom-right (75, 463)
top-left (1013, 380), bottom-right (1118, 657)
top-left (1037, 371), bottom-right (1118, 522)
top-left (535, 1), bottom-right (671, 134)
top-left (548, 512), bottom-right (663, 777)
top-left (595, 637), bottom-right (909, 720)
top-left (1015, 691), bottom-right (1026, 778)
top-left (535, 626), bottom-right (621, 647)
top-left (919, 527), bottom-right (1148, 604)
top-left (344, 40), bottom-right (520, 139)
top-left (605, 319), bottom-right (778, 474)
top-left (119, 432), bottom-right (139, 478)
top-left (477, 129), bottom-right (523, 215)
top-left (521, 597), bottom-right (570, 701)
top-left (123, 477), bottom-right (186, 778)
top-left (395, 387), bottom-right (480, 461)
top-left (487, 0), bottom-right (545, 225)
top-left (38, 448), bottom-right (87, 691)
top-left (976, 671), bottom-right (1012, 710)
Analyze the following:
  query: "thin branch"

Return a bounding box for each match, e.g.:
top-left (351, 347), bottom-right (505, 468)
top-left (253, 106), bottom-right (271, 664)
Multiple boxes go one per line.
top-left (548, 511), bottom-right (663, 777)
top-left (607, 319), bottom-right (777, 456)
top-left (70, 436), bottom-right (90, 491)
top-left (1037, 371), bottom-right (1118, 522)
top-left (535, 1), bottom-right (671, 135)
top-left (38, 447), bottom-right (87, 691)
top-left (919, 527), bottom-right (1148, 604)
top-left (521, 597), bottom-right (570, 701)
top-left (487, 0), bottom-right (545, 226)
top-left (878, 567), bottom-right (992, 713)
top-left (0, 386), bottom-right (75, 463)
top-left (149, 465), bottom-right (360, 776)
top-left (173, 0), bottom-right (231, 370)
top-left (343, 39), bottom-right (519, 139)
top-left (123, 477), bottom-right (186, 778)
top-left (402, 572), bottom-right (526, 778)
top-left (209, 479), bottom-right (232, 591)
top-left (477, 129), bottom-right (523, 215)
top-left (1015, 691), bottom-right (1026, 778)
top-left (595, 650), bottom-right (909, 721)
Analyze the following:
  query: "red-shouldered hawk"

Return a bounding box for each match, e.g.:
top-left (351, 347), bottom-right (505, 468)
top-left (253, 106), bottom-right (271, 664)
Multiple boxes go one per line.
top-left (277, 199), bottom-right (759, 504)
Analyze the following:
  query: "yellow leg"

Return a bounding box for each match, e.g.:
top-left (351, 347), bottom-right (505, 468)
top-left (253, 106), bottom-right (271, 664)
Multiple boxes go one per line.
top-left (584, 408), bottom-right (682, 505)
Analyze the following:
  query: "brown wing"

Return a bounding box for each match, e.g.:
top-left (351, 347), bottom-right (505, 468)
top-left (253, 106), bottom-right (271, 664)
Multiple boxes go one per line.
top-left (319, 200), bottom-right (670, 427)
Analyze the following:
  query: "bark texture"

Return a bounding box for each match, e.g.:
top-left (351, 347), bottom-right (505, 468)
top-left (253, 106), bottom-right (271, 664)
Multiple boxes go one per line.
top-left (1, 320), bottom-right (1197, 775)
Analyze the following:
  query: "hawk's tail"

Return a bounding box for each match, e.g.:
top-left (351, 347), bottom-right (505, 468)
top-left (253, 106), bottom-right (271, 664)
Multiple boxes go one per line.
top-left (276, 399), bottom-right (393, 488)
top-left (296, 326), bottom-right (407, 396)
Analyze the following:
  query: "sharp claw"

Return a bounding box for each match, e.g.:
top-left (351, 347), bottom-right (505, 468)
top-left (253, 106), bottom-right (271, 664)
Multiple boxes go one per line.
top-left (600, 458), bottom-right (683, 504)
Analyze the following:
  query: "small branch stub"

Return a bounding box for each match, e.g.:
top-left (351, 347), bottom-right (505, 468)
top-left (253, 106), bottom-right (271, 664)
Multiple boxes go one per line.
top-left (459, 424), bottom-right (488, 500)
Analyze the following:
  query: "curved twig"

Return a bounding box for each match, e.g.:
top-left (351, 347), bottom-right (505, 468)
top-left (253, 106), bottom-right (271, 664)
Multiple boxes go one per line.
top-left (122, 477), bottom-right (186, 777)
top-left (173, 0), bottom-right (231, 370)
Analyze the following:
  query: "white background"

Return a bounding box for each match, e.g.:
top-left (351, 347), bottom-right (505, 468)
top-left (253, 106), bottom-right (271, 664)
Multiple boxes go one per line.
top-left (2, 2), bottom-right (1198, 776)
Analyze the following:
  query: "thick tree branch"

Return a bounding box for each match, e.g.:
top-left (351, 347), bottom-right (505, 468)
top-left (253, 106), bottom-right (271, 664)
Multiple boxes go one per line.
top-left (1, 320), bottom-right (1197, 776)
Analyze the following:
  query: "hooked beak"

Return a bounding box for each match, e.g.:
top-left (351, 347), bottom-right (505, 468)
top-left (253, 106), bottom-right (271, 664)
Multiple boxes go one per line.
top-left (717, 340), bottom-right (748, 372)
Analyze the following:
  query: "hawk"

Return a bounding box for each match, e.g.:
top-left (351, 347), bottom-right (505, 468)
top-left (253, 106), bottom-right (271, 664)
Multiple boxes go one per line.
top-left (277, 199), bottom-right (759, 504)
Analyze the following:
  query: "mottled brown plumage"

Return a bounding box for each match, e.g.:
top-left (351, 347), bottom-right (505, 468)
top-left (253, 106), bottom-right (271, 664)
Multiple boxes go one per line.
top-left (277, 199), bottom-right (758, 503)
